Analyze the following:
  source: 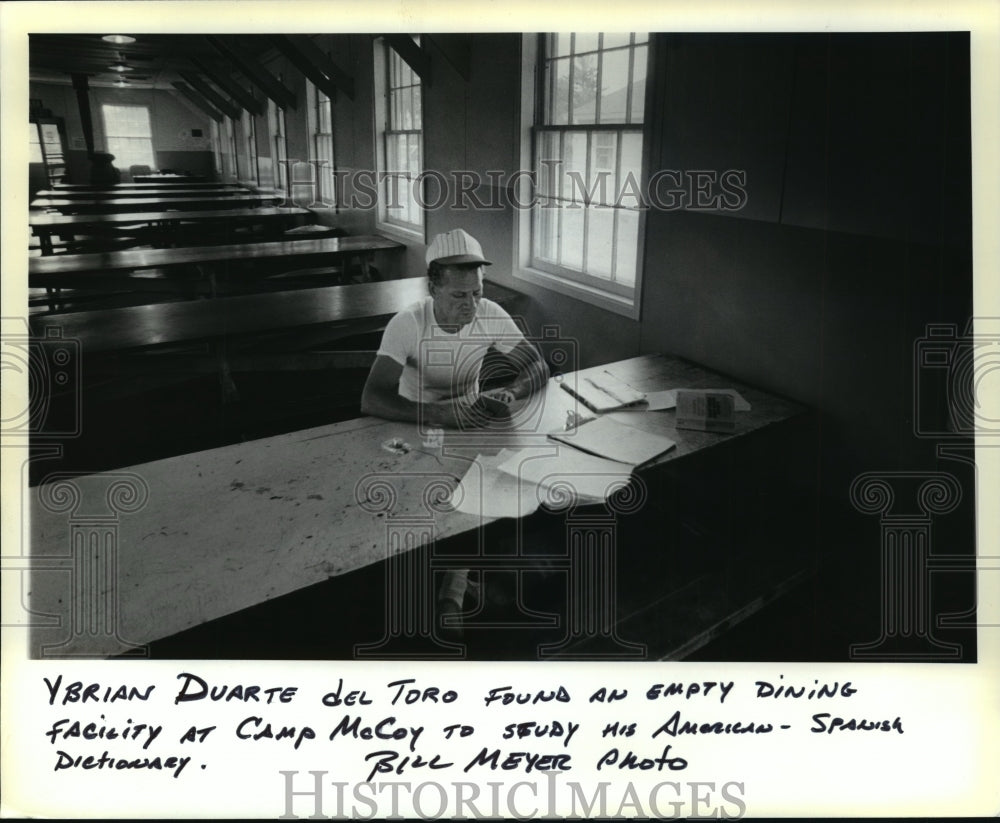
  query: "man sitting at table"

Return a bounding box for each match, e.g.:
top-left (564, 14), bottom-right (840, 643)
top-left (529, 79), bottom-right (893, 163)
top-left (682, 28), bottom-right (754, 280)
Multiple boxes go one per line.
top-left (361, 228), bottom-right (550, 629)
top-left (361, 228), bottom-right (549, 428)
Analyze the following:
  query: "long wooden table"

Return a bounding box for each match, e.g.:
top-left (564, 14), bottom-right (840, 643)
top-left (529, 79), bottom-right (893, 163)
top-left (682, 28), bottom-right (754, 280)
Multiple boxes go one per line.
top-left (28, 275), bottom-right (435, 354)
top-left (35, 187), bottom-right (252, 200)
top-left (26, 352), bottom-right (809, 658)
top-left (30, 192), bottom-right (283, 214)
top-left (54, 182), bottom-right (240, 190)
top-left (29, 235), bottom-right (404, 293)
top-left (30, 206), bottom-right (312, 255)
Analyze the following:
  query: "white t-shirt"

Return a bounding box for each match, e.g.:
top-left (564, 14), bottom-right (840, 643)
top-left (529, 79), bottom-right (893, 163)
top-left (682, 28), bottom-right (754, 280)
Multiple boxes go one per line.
top-left (376, 296), bottom-right (525, 403)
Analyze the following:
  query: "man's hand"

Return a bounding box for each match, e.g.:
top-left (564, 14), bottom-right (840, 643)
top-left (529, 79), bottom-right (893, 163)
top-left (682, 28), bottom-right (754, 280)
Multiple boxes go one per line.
top-left (429, 392), bottom-right (513, 430)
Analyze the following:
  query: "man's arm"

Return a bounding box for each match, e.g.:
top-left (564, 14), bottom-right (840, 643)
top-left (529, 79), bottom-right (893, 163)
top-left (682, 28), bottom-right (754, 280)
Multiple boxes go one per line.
top-left (360, 355), bottom-right (472, 428)
top-left (483, 340), bottom-right (551, 404)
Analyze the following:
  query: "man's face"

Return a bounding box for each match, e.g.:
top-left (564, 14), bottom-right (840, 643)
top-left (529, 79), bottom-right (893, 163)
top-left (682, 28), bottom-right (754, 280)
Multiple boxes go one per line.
top-left (430, 266), bottom-right (483, 329)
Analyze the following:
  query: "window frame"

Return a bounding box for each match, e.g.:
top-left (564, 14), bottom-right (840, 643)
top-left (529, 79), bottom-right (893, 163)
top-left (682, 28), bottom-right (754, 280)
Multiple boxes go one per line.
top-left (100, 103), bottom-right (156, 172)
top-left (514, 33), bottom-right (653, 320)
top-left (239, 107), bottom-right (260, 187)
top-left (305, 78), bottom-right (337, 207)
top-left (373, 36), bottom-right (425, 239)
top-left (268, 96), bottom-right (289, 195)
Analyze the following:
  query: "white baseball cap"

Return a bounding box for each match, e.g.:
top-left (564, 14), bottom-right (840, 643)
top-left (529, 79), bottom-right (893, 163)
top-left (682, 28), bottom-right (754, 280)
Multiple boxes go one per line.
top-left (425, 229), bottom-right (492, 267)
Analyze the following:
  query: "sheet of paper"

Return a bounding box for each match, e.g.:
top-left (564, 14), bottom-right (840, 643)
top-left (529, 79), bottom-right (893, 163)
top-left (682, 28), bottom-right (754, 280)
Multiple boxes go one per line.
top-left (548, 415), bottom-right (676, 466)
top-left (496, 446), bottom-right (633, 505)
top-left (634, 387), bottom-right (751, 411)
top-left (449, 450), bottom-right (541, 519)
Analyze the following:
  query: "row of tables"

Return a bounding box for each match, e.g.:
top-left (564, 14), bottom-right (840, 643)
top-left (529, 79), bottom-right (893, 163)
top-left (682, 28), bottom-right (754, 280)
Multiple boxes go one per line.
top-left (30, 179), bottom-right (403, 289)
top-left (27, 176), bottom-right (407, 399)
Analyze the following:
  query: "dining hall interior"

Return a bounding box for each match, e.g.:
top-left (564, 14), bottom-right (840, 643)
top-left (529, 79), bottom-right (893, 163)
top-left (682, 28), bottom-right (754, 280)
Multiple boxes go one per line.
top-left (19, 29), bottom-right (977, 662)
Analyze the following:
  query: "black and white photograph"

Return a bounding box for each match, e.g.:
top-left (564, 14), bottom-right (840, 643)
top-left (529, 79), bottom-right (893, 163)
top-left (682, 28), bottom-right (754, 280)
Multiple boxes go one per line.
top-left (2, 0), bottom-right (998, 818)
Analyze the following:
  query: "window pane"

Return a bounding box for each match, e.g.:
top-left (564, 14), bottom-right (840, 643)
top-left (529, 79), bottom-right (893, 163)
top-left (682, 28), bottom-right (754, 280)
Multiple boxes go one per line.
top-left (614, 208), bottom-right (639, 286)
top-left (630, 44), bottom-right (648, 123)
top-left (574, 33), bottom-right (600, 54)
top-left (586, 206), bottom-right (614, 276)
top-left (602, 33), bottom-right (631, 49)
top-left (619, 131), bottom-right (643, 206)
top-left (599, 47), bottom-right (631, 123)
top-left (562, 131), bottom-right (587, 203)
top-left (588, 132), bottom-right (617, 205)
top-left (29, 127), bottom-right (43, 163)
top-left (537, 130), bottom-right (560, 197)
top-left (560, 205), bottom-right (584, 270)
top-left (571, 53), bottom-right (598, 125)
top-left (534, 198), bottom-right (559, 263)
top-left (549, 57), bottom-right (571, 125)
top-left (551, 33), bottom-right (571, 58)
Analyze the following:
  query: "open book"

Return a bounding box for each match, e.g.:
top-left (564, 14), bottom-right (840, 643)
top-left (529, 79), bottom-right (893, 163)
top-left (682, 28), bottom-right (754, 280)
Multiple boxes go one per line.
top-left (561, 370), bottom-right (646, 412)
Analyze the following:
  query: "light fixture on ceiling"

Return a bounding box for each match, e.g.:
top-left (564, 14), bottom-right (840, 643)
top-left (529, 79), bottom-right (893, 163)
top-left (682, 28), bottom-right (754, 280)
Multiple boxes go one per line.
top-left (108, 62), bottom-right (134, 72)
top-left (114, 77), bottom-right (130, 88)
top-left (102, 34), bottom-right (136, 45)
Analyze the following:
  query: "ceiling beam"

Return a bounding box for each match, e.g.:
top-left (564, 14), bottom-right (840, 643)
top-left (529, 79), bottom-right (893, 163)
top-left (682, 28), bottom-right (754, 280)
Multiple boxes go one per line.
top-left (426, 34), bottom-right (471, 82)
top-left (268, 36), bottom-right (340, 102)
top-left (178, 70), bottom-right (242, 119)
top-left (171, 81), bottom-right (224, 123)
top-left (279, 35), bottom-right (355, 100)
top-left (189, 56), bottom-right (265, 116)
top-left (206, 35), bottom-right (297, 110)
top-left (384, 35), bottom-right (431, 87)
top-left (70, 73), bottom-right (95, 156)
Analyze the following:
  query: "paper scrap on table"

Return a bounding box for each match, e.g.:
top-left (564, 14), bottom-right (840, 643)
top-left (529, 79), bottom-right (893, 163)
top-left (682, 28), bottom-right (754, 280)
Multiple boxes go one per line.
top-left (638, 388), bottom-right (751, 412)
top-left (496, 446), bottom-right (633, 506)
top-left (450, 450), bottom-right (541, 519)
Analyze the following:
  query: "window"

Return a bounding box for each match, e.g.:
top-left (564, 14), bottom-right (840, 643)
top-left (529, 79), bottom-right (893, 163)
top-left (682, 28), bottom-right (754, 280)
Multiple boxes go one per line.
top-left (101, 104), bottom-right (155, 170)
top-left (29, 125), bottom-right (43, 163)
top-left (375, 36), bottom-right (424, 233)
top-left (222, 117), bottom-right (239, 180)
top-left (268, 97), bottom-right (289, 194)
top-left (240, 108), bottom-right (259, 186)
top-left (305, 79), bottom-right (336, 205)
top-left (518, 33), bottom-right (650, 315)
top-left (210, 120), bottom-right (224, 179)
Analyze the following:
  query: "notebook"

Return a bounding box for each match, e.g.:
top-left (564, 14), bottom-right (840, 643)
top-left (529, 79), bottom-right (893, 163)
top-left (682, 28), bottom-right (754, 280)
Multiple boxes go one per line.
top-left (561, 370), bottom-right (646, 412)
